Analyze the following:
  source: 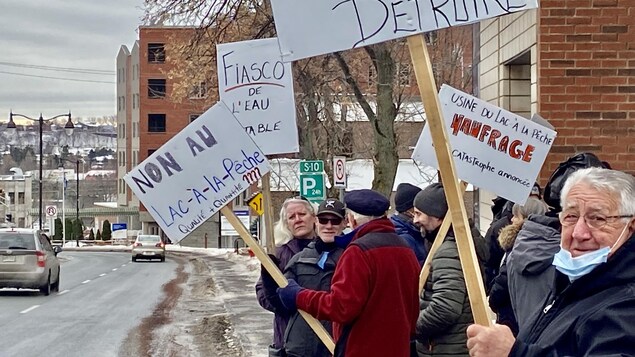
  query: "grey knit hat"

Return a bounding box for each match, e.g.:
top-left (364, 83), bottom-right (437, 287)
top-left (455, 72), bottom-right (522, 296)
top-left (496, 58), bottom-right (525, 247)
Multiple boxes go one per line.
top-left (413, 183), bottom-right (448, 219)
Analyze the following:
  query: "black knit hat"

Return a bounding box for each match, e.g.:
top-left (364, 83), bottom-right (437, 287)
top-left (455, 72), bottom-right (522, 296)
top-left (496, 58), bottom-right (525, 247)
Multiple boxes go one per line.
top-left (394, 183), bottom-right (421, 212)
top-left (413, 183), bottom-right (448, 219)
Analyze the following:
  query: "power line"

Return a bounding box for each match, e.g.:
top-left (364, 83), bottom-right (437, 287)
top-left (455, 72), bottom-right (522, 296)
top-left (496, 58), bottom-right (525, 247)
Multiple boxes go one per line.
top-left (0, 61), bottom-right (115, 75)
top-left (0, 70), bottom-right (115, 84)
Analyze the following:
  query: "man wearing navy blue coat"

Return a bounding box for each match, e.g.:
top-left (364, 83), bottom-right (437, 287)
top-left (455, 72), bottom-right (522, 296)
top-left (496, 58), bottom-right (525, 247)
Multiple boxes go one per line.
top-left (277, 189), bottom-right (420, 357)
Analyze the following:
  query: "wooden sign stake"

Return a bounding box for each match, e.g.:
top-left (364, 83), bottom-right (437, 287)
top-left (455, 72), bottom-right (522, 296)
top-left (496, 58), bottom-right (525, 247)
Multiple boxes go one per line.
top-left (261, 172), bottom-right (276, 254)
top-left (407, 34), bottom-right (491, 327)
top-left (220, 206), bottom-right (336, 353)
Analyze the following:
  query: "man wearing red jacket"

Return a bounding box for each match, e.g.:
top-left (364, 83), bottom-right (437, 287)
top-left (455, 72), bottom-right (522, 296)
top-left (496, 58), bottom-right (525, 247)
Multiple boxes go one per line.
top-left (278, 189), bottom-right (420, 357)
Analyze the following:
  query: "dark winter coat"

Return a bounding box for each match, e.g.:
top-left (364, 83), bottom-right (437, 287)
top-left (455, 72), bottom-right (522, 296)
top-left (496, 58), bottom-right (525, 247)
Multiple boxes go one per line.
top-left (391, 213), bottom-right (428, 266)
top-left (484, 214), bottom-right (512, 292)
top-left (296, 218), bottom-right (420, 357)
top-left (255, 238), bottom-right (312, 349)
top-left (511, 233), bottom-right (635, 356)
top-left (415, 227), bottom-right (487, 357)
top-left (488, 222), bottom-right (523, 336)
top-left (282, 240), bottom-right (344, 357)
top-left (506, 215), bottom-right (560, 331)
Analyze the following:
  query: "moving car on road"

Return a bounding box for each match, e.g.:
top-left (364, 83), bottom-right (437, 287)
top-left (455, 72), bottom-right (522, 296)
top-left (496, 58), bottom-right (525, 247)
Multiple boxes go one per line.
top-left (0, 228), bottom-right (61, 295)
top-left (131, 234), bottom-right (166, 262)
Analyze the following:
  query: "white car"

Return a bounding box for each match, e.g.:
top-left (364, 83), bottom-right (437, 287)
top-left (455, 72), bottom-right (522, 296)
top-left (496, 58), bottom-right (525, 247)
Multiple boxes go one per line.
top-left (131, 235), bottom-right (166, 262)
top-left (0, 228), bottom-right (61, 295)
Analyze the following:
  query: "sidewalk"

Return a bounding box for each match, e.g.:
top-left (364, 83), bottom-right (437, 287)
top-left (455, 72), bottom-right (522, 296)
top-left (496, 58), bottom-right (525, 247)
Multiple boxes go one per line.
top-left (201, 253), bottom-right (273, 357)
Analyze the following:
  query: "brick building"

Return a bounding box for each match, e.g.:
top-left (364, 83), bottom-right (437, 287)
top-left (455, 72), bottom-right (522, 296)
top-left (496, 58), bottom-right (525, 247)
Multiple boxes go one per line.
top-left (475, 2), bottom-right (634, 229)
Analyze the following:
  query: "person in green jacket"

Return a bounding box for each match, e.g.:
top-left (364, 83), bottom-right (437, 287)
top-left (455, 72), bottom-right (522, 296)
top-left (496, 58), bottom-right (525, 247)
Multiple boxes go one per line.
top-left (412, 183), bottom-right (487, 357)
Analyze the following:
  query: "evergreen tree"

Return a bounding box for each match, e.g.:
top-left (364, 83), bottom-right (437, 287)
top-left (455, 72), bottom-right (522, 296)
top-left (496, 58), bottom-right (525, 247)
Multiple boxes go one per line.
top-left (65, 218), bottom-right (74, 241)
top-left (53, 218), bottom-right (63, 240)
top-left (102, 220), bottom-right (112, 241)
top-left (88, 228), bottom-right (95, 240)
top-left (96, 229), bottom-right (102, 241)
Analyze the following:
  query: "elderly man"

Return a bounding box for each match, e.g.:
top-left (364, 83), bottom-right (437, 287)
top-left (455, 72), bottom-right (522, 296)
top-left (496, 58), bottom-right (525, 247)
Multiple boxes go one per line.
top-left (277, 189), bottom-right (420, 357)
top-left (467, 167), bottom-right (635, 356)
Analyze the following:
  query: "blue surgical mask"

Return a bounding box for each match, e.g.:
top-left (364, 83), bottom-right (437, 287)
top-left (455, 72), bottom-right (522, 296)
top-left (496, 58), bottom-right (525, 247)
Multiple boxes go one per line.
top-left (553, 223), bottom-right (630, 282)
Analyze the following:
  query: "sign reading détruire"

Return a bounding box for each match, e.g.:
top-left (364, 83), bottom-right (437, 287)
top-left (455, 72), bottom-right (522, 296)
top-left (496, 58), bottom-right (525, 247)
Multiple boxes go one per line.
top-left (270, 0), bottom-right (539, 62)
top-left (412, 85), bottom-right (556, 205)
top-left (123, 102), bottom-right (271, 243)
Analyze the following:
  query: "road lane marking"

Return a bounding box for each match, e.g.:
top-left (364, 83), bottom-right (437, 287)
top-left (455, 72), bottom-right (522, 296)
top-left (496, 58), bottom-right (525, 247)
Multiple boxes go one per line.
top-left (112, 268), bottom-right (118, 271)
top-left (81, 280), bottom-right (91, 284)
top-left (57, 290), bottom-right (70, 296)
top-left (99, 273), bottom-right (106, 277)
top-left (20, 305), bottom-right (40, 314)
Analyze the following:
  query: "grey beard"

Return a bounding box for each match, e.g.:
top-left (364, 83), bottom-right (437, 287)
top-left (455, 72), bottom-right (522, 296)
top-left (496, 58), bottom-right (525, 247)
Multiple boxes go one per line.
top-left (419, 226), bottom-right (427, 237)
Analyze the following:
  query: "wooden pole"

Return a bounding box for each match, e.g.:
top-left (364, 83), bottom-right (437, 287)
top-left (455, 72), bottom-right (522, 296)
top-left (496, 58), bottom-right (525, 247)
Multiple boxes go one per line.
top-left (419, 181), bottom-right (468, 293)
top-left (261, 172), bottom-right (276, 253)
top-left (220, 206), bottom-right (335, 353)
top-left (407, 34), bottom-right (491, 327)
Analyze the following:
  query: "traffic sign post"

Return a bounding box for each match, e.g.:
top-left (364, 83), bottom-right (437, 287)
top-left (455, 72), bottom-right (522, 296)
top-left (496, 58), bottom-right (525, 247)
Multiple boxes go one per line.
top-left (333, 156), bottom-right (347, 188)
top-left (300, 173), bottom-right (325, 203)
top-left (45, 205), bottom-right (57, 218)
top-left (248, 192), bottom-right (264, 216)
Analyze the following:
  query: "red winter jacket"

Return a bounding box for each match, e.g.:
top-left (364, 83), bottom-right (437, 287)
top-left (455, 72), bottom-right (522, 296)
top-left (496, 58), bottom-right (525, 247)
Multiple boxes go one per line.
top-left (296, 218), bottom-right (420, 357)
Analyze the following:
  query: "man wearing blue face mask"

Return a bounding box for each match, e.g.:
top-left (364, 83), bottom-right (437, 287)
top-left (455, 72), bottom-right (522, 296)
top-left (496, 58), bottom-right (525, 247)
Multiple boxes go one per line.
top-left (466, 167), bottom-right (635, 356)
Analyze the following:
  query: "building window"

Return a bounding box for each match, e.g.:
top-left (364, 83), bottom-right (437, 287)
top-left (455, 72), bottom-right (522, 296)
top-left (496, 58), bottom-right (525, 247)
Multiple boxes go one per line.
top-left (189, 82), bottom-right (208, 99)
top-left (425, 31), bottom-right (438, 46)
top-left (8, 192), bottom-right (15, 205)
top-left (397, 63), bottom-right (411, 86)
top-left (148, 114), bottom-right (166, 132)
top-left (189, 113), bottom-right (201, 122)
top-left (148, 79), bottom-right (166, 98)
top-left (148, 149), bottom-right (157, 158)
top-left (148, 43), bottom-right (165, 63)
top-left (18, 192), bottom-right (24, 204)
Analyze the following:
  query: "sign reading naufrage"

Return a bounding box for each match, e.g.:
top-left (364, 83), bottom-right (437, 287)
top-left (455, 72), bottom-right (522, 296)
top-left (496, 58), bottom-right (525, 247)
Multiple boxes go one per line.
top-left (270, 0), bottom-right (539, 61)
top-left (412, 85), bottom-right (557, 205)
top-left (217, 38), bottom-right (299, 155)
top-left (123, 102), bottom-right (271, 243)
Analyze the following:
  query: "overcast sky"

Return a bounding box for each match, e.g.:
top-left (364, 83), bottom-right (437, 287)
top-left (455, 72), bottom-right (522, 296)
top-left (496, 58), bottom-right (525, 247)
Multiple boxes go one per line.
top-left (0, 0), bottom-right (144, 122)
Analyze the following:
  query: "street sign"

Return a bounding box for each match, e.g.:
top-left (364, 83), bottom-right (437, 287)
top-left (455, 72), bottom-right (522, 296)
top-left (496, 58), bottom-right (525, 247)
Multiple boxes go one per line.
top-left (112, 223), bottom-right (127, 231)
top-left (300, 173), bottom-right (325, 202)
top-left (333, 156), bottom-right (347, 188)
top-left (248, 192), bottom-right (264, 216)
top-left (221, 210), bottom-right (250, 236)
top-left (299, 160), bottom-right (323, 174)
top-left (45, 205), bottom-right (57, 217)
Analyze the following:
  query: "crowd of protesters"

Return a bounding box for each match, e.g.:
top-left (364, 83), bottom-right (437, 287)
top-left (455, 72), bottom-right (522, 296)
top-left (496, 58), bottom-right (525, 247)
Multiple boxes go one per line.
top-left (254, 152), bottom-right (635, 357)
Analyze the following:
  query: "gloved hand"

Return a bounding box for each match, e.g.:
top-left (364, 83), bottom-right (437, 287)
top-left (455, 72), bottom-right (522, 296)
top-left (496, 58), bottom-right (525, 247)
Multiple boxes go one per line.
top-left (277, 279), bottom-right (303, 311)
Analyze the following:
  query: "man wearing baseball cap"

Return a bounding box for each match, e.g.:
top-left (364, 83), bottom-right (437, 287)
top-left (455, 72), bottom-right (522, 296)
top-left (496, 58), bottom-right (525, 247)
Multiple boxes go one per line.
top-left (281, 198), bottom-right (347, 357)
top-left (277, 189), bottom-right (420, 357)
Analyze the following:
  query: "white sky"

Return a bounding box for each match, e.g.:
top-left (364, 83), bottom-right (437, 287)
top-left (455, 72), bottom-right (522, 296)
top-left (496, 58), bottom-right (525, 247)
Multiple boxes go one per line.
top-left (0, 0), bottom-right (144, 121)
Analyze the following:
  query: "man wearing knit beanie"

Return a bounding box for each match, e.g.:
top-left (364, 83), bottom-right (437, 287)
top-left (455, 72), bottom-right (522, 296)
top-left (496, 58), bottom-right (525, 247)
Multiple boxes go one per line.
top-left (412, 182), bottom-right (488, 357)
top-left (391, 183), bottom-right (427, 266)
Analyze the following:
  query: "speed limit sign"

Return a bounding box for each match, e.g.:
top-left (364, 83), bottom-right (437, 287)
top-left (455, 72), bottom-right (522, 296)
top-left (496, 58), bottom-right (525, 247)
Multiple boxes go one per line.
top-left (46, 205), bottom-right (58, 217)
top-left (333, 156), bottom-right (347, 188)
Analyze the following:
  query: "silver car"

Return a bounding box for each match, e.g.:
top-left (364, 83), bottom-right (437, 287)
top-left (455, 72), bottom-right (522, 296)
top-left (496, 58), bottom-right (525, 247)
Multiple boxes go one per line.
top-left (131, 234), bottom-right (166, 262)
top-left (0, 228), bottom-right (61, 295)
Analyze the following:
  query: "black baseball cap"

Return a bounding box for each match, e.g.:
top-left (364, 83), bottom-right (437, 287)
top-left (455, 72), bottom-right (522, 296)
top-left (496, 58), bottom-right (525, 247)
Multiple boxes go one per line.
top-left (317, 198), bottom-right (346, 218)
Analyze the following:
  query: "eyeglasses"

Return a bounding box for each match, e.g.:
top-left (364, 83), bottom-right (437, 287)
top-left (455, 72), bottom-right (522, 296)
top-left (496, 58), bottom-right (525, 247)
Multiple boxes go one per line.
top-left (559, 212), bottom-right (634, 230)
top-left (318, 217), bottom-right (343, 225)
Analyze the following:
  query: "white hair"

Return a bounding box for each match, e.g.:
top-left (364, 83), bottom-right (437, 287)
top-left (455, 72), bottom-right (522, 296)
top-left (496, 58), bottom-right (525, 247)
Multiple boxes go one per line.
top-left (273, 198), bottom-right (316, 247)
top-left (560, 167), bottom-right (635, 218)
top-left (347, 209), bottom-right (382, 226)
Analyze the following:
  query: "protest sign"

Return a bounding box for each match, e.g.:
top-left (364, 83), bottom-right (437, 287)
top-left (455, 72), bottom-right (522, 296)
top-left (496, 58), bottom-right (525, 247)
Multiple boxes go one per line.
top-left (123, 102), bottom-right (270, 243)
top-left (217, 38), bottom-right (299, 155)
top-left (412, 84), bottom-right (556, 205)
top-left (270, 0), bottom-right (538, 61)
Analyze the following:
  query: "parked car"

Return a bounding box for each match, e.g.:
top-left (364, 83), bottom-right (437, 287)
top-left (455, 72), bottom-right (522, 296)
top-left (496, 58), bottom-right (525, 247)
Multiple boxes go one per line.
top-left (131, 235), bottom-right (165, 262)
top-left (0, 228), bottom-right (61, 295)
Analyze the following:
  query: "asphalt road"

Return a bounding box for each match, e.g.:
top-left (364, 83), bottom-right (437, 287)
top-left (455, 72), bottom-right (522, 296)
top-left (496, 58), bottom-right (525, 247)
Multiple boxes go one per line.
top-left (0, 251), bottom-right (177, 357)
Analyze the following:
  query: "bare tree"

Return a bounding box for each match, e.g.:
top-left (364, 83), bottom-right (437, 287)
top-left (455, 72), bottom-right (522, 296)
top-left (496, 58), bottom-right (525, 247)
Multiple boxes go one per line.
top-left (143, 1), bottom-right (473, 196)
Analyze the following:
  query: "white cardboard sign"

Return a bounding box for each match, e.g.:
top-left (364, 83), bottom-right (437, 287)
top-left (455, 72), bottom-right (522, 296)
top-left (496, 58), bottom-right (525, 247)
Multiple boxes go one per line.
top-left (270, 0), bottom-right (539, 62)
top-left (123, 102), bottom-right (271, 243)
top-left (217, 38), bottom-right (299, 155)
top-left (412, 85), bottom-right (556, 205)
